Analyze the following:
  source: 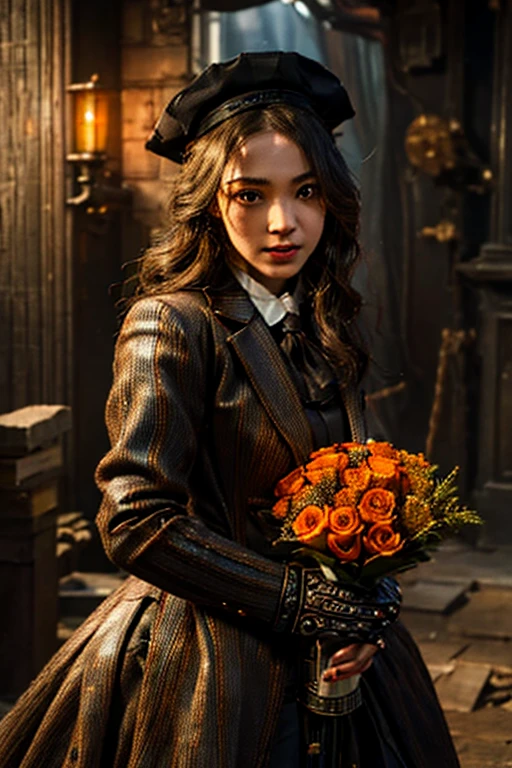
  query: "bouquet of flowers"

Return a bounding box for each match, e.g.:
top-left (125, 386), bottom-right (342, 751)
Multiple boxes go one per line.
top-left (268, 439), bottom-right (482, 717)
top-left (270, 439), bottom-right (482, 587)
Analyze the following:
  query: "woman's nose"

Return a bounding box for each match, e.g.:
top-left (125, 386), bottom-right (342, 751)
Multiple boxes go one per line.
top-left (267, 200), bottom-right (296, 234)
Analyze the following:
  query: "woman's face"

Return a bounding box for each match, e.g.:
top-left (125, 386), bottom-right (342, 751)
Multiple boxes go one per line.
top-left (215, 130), bottom-right (326, 295)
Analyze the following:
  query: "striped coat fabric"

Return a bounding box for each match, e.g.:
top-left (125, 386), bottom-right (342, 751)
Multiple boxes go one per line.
top-left (0, 278), bottom-right (459, 767)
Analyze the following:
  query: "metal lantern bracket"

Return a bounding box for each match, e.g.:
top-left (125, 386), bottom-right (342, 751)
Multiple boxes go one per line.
top-left (66, 75), bottom-right (131, 213)
top-left (66, 161), bottom-right (131, 212)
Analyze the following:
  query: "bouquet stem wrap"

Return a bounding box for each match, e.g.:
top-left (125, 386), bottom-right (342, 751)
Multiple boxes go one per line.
top-left (301, 633), bottom-right (362, 716)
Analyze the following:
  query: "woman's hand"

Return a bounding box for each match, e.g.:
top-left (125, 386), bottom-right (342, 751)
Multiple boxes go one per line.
top-left (322, 642), bottom-right (379, 683)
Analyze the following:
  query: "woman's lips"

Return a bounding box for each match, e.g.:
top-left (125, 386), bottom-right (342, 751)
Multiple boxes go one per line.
top-left (264, 246), bottom-right (300, 262)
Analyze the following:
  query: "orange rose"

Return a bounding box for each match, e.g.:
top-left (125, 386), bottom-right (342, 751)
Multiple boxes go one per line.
top-left (309, 445), bottom-right (341, 460)
top-left (292, 505), bottom-right (328, 547)
top-left (328, 506), bottom-right (363, 537)
top-left (275, 467), bottom-right (306, 498)
top-left (363, 523), bottom-right (403, 558)
top-left (337, 453), bottom-right (350, 475)
top-left (272, 497), bottom-right (290, 520)
top-left (359, 488), bottom-right (396, 523)
top-left (334, 487), bottom-right (360, 508)
top-left (306, 454), bottom-right (340, 470)
top-left (367, 441), bottom-right (399, 461)
top-left (327, 533), bottom-right (361, 562)
top-left (305, 452), bottom-right (349, 484)
top-left (343, 463), bottom-right (371, 492)
top-left (305, 468), bottom-right (337, 485)
top-left (368, 455), bottom-right (398, 480)
top-left (368, 455), bottom-right (399, 492)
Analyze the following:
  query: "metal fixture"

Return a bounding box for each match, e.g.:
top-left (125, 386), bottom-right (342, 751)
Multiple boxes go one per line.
top-left (66, 74), bottom-right (130, 212)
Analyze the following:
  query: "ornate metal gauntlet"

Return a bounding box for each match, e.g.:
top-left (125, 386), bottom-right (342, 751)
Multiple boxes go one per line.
top-left (276, 567), bottom-right (402, 643)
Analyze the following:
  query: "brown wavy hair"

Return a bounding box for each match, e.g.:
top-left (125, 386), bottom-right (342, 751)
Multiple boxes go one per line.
top-left (137, 104), bottom-right (367, 383)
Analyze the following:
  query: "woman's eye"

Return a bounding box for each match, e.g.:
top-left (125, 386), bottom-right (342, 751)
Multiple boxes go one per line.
top-left (297, 183), bottom-right (319, 200)
top-left (234, 190), bottom-right (261, 204)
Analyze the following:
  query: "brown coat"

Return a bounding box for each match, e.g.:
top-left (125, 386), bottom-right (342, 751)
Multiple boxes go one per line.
top-left (0, 280), bottom-right (459, 768)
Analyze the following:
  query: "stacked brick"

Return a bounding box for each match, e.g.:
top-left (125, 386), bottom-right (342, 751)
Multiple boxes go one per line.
top-left (121, 0), bottom-right (191, 230)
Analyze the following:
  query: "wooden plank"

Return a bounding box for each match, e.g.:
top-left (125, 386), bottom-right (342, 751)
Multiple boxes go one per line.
top-left (402, 580), bottom-right (469, 613)
top-left (458, 640), bottom-right (512, 673)
top-left (399, 609), bottom-right (447, 643)
top-left (452, 739), bottom-right (512, 768)
top-left (418, 640), bottom-right (467, 680)
top-left (449, 589), bottom-right (512, 641)
top-left (0, 405), bottom-right (71, 455)
top-left (427, 661), bottom-right (457, 683)
top-left (21, 0), bottom-right (42, 408)
top-left (435, 661), bottom-right (491, 712)
top-left (446, 707), bottom-right (512, 743)
top-left (0, 509), bottom-right (58, 698)
top-left (0, 481), bottom-right (59, 518)
top-left (447, 709), bottom-right (512, 767)
top-left (417, 640), bottom-right (467, 667)
top-left (0, 443), bottom-right (63, 486)
top-left (0, 0), bottom-right (70, 419)
top-left (401, 545), bottom-right (512, 590)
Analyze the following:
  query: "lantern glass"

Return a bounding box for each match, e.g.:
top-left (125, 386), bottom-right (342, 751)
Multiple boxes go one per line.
top-left (74, 88), bottom-right (109, 154)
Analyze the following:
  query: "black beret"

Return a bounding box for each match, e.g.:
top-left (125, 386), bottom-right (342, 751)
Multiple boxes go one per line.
top-left (145, 51), bottom-right (355, 164)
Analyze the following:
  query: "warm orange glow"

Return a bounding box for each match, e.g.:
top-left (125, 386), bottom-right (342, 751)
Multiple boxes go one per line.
top-left (70, 77), bottom-right (110, 155)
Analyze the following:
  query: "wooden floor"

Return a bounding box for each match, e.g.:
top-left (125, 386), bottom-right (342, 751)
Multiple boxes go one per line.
top-left (400, 542), bottom-right (512, 768)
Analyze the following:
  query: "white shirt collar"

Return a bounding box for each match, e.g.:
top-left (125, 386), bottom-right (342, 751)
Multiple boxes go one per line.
top-left (231, 266), bottom-right (300, 326)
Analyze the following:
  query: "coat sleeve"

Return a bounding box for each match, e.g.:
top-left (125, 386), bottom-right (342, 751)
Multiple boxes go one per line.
top-left (95, 296), bottom-right (287, 627)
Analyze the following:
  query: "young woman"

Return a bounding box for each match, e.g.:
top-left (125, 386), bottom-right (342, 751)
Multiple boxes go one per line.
top-left (0, 52), bottom-right (459, 768)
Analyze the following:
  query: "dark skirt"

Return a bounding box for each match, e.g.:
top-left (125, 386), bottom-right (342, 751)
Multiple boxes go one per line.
top-left (269, 692), bottom-right (411, 768)
top-left (268, 620), bottom-right (460, 768)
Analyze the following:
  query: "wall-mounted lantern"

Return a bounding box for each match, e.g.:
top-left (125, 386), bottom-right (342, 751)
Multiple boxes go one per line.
top-left (68, 73), bottom-right (109, 159)
top-left (66, 74), bottom-right (130, 213)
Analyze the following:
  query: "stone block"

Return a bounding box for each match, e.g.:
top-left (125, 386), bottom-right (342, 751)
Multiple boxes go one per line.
top-left (122, 45), bottom-right (189, 86)
top-left (122, 88), bottom-right (157, 141)
top-left (123, 138), bottom-right (160, 180)
top-left (122, 0), bottom-right (146, 44)
top-left (0, 405), bottom-right (71, 456)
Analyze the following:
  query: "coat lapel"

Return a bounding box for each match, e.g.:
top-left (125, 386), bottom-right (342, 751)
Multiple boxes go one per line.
top-left (229, 317), bottom-right (314, 465)
top-left (204, 274), bottom-right (367, 462)
top-left (204, 281), bottom-right (314, 466)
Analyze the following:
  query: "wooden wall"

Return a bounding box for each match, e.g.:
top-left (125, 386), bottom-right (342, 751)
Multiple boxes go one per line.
top-left (0, 0), bottom-right (71, 413)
